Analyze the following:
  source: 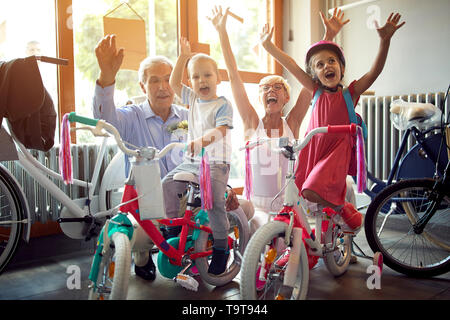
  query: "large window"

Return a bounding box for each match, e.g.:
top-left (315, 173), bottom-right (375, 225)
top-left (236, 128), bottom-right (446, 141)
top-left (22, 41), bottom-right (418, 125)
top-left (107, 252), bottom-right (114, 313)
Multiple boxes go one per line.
top-left (197, 0), bottom-right (269, 73)
top-left (56, 0), bottom-right (282, 182)
top-left (72, 0), bottom-right (178, 142)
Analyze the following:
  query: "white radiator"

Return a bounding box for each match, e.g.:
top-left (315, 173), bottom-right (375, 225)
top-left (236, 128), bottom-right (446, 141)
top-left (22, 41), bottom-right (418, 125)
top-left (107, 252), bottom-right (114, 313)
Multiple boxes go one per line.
top-left (359, 92), bottom-right (448, 181)
top-left (2, 144), bottom-right (117, 223)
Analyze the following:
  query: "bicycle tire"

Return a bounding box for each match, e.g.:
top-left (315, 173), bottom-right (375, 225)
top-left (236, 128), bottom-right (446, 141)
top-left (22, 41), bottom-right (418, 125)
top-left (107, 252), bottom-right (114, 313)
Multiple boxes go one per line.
top-left (323, 223), bottom-right (352, 277)
top-left (240, 221), bottom-right (309, 300)
top-left (88, 232), bottom-right (131, 300)
top-left (194, 207), bottom-right (249, 287)
top-left (0, 165), bottom-right (25, 275)
top-left (365, 178), bottom-right (450, 277)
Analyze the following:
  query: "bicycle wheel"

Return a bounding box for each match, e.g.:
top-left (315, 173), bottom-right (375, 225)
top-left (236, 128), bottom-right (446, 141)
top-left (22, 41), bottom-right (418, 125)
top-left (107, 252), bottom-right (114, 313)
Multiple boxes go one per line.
top-left (0, 166), bottom-right (25, 275)
top-left (365, 178), bottom-right (450, 277)
top-left (323, 222), bottom-right (352, 277)
top-left (88, 232), bottom-right (131, 300)
top-left (194, 206), bottom-right (249, 287)
top-left (240, 221), bottom-right (309, 300)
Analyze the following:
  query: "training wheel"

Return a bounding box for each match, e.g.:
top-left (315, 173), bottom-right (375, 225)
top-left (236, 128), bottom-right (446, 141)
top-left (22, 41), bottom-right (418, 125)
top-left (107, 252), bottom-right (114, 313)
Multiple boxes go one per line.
top-left (373, 251), bottom-right (383, 274)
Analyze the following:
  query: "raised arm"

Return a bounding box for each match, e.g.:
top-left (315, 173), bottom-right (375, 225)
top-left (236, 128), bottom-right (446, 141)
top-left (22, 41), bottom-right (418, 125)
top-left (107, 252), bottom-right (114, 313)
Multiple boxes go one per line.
top-left (353, 12), bottom-right (405, 98)
top-left (208, 6), bottom-right (259, 133)
top-left (260, 24), bottom-right (316, 93)
top-left (170, 37), bottom-right (192, 98)
top-left (287, 9), bottom-right (350, 134)
top-left (95, 34), bottom-right (124, 87)
top-left (321, 8), bottom-right (350, 41)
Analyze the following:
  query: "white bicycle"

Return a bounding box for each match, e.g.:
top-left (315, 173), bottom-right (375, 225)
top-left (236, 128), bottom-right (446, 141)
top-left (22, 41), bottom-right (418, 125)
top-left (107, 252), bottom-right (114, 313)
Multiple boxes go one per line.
top-left (239, 124), bottom-right (380, 300)
top-left (0, 115), bottom-right (123, 274)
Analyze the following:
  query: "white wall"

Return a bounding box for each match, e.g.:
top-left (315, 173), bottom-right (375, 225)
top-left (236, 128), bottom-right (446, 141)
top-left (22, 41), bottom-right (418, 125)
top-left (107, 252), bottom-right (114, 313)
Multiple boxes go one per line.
top-left (283, 0), bottom-right (450, 98)
top-left (338, 0), bottom-right (450, 96)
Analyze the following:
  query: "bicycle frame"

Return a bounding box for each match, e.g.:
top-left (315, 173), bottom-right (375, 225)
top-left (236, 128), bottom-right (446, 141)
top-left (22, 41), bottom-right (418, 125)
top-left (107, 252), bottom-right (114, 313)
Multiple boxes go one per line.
top-left (364, 125), bottom-right (447, 200)
top-left (1, 123), bottom-right (116, 240)
top-left (245, 125), bottom-right (356, 258)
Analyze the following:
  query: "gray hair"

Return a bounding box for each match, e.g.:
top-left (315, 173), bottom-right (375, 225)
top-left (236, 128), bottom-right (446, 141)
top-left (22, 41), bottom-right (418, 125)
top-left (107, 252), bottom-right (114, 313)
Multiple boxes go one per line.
top-left (138, 56), bottom-right (174, 83)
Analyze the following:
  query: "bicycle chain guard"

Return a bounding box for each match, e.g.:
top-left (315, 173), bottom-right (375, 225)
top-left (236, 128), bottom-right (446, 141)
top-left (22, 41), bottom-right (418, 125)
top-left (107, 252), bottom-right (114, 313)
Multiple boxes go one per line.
top-left (157, 236), bottom-right (195, 279)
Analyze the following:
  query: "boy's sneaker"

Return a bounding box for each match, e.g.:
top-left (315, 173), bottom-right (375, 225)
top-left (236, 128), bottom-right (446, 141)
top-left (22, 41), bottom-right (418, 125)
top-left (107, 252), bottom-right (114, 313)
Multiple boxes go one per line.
top-left (333, 202), bottom-right (363, 232)
top-left (208, 247), bottom-right (229, 275)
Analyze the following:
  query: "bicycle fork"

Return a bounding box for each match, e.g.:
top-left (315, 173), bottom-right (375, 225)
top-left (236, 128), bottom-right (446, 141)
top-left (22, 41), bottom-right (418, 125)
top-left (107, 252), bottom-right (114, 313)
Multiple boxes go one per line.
top-left (414, 162), bottom-right (450, 234)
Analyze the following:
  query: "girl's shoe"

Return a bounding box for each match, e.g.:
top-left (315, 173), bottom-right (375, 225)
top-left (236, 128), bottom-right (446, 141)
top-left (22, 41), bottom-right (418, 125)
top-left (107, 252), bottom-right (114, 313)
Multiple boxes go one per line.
top-left (335, 202), bottom-right (363, 232)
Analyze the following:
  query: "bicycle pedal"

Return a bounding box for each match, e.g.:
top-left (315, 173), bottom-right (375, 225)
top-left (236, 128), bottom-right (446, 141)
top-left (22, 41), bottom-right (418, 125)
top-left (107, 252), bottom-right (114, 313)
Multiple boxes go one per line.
top-left (175, 273), bottom-right (199, 291)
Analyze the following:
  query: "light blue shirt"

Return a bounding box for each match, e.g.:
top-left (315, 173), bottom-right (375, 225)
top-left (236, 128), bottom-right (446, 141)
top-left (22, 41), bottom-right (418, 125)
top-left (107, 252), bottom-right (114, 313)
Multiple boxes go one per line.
top-left (92, 83), bottom-right (189, 177)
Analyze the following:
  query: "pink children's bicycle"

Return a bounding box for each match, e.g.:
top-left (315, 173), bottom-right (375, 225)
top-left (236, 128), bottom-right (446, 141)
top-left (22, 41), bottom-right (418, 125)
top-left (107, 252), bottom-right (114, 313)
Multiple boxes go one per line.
top-left (239, 124), bottom-right (382, 300)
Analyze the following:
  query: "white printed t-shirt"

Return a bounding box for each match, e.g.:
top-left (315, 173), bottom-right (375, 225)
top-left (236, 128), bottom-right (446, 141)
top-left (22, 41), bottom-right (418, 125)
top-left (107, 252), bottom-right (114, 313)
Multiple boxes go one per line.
top-left (181, 85), bottom-right (233, 163)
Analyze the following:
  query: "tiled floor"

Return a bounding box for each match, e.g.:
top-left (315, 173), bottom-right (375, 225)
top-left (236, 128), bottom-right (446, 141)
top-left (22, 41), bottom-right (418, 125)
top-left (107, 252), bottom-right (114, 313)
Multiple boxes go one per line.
top-left (1, 220), bottom-right (449, 301)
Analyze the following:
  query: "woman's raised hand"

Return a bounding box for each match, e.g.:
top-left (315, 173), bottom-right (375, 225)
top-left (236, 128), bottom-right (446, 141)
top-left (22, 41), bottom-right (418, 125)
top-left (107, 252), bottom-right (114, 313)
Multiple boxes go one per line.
top-left (375, 12), bottom-right (405, 41)
top-left (207, 5), bottom-right (229, 32)
top-left (320, 8), bottom-right (350, 40)
top-left (260, 24), bottom-right (274, 49)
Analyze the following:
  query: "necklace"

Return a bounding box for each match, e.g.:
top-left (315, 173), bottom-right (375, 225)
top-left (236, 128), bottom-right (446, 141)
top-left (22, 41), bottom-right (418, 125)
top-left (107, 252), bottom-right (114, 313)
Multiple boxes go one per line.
top-left (322, 84), bottom-right (343, 92)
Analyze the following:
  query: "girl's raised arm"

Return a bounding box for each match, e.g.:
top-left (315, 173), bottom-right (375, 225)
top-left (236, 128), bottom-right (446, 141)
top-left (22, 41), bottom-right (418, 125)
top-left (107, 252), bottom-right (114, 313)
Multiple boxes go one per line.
top-left (353, 12), bottom-right (405, 98)
top-left (287, 9), bottom-right (350, 135)
top-left (260, 24), bottom-right (316, 93)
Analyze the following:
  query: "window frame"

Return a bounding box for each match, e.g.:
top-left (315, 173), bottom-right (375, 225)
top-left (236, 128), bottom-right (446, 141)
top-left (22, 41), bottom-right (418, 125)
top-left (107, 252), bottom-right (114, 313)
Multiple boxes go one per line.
top-left (54, 0), bottom-right (283, 141)
top-left (177, 0), bottom-right (283, 83)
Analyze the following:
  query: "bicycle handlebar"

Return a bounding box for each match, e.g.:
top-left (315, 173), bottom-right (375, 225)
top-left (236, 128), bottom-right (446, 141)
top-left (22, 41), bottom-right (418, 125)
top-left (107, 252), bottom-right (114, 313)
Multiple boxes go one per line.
top-left (67, 112), bottom-right (186, 160)
top-left (68, 112), bottom-right (99, 127)
top-left (240, 124), bottom-right (357, 153)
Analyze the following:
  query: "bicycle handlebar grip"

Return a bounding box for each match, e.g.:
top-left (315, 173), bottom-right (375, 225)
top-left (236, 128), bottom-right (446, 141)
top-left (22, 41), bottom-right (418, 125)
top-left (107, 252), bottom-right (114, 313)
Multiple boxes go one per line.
top-left (327, 123), bottom-right (356, 134)
top-left (68, 112), bottom-right (99, 127)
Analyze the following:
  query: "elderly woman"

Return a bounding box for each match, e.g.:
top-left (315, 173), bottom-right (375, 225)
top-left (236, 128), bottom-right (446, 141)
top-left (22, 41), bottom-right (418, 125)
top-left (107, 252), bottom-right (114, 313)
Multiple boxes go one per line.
top-left (210, 7), bottom-right (356, 233)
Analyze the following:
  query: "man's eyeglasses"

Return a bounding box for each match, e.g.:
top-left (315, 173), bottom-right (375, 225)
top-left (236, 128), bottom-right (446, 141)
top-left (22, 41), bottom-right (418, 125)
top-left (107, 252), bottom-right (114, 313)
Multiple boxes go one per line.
top-left (259, 83), bottom-right (285, 92)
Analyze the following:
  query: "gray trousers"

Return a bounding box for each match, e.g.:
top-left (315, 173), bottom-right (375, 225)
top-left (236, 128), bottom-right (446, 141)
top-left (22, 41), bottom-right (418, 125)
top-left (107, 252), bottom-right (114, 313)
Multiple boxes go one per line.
top-left (162, 161), bottom-right (230, 240)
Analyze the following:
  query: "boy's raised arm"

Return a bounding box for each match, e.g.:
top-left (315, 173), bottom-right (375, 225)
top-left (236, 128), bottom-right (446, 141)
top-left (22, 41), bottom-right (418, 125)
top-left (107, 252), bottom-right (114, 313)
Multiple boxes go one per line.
top-left (353, 12), bottom-right (405, 98)
top-left (170, 37), bottom-right (192, 98)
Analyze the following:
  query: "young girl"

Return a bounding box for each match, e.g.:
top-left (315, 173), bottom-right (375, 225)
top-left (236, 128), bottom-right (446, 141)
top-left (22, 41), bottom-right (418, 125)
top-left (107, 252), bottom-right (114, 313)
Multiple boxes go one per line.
top-left (261, 13), bottom-right (405, 231)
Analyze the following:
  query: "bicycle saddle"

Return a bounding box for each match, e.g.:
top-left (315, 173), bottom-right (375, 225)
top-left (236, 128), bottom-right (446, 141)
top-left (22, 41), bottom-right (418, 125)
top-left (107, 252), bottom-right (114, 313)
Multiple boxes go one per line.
top-left (173, 171), bottom-right (199, 185)
top-left (390, 100), bottom-right (442, 130)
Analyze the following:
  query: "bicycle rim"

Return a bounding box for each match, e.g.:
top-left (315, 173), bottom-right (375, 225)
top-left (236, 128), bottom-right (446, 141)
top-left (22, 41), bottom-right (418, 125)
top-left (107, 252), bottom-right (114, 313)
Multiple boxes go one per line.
top-left (0, 171), bottom-right (23, 274)
top-left (365, 178), bottom-right (450, 277)
top-left (195, 207), bottom-right (249, 286)
top-left (240, 221), bottom-right (309, 300)
top-left (89, 232), bottom-right (131, 300)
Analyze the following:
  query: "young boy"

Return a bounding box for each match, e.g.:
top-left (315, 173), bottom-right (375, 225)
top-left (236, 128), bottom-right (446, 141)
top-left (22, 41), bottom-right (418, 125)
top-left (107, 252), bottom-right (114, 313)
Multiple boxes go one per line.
top-left (163, 37), bottom-right (233, 275)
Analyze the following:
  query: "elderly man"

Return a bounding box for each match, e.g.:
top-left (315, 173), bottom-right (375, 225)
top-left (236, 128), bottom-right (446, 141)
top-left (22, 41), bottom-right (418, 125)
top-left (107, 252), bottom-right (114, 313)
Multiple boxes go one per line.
top-left (93, 34), bottom-right (188, 281)
top-left (93, 34), bottom-right (188, 177)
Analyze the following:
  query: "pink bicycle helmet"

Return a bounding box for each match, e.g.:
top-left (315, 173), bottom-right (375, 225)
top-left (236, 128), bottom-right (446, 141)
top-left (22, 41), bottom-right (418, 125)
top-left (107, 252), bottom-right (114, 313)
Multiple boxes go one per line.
top-left (305, 40), bottom-right (345, 74)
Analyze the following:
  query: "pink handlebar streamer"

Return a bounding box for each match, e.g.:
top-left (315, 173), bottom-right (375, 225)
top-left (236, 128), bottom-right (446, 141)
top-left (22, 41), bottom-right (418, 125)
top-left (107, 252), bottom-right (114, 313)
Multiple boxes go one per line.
top-left (59, 113), bottom-right (73, 185)
top-left (199, 149), bottom-right (213, 210)
top-left (356, 126), bottom-right (367, 193)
